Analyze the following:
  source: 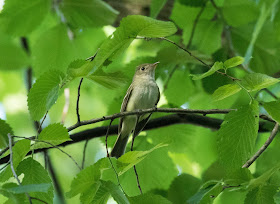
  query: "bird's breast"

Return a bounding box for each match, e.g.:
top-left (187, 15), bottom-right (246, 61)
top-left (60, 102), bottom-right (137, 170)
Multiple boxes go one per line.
top-left (126, 81), bottom-right (159, 111)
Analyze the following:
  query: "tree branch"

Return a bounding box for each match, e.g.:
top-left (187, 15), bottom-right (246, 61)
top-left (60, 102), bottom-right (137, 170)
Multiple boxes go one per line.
top-left (0, 113), bottom-right (273, 165)
top-left (242, 123), bottom-right (279, 168)
top-left (67, 108), bottom-right (235, 132)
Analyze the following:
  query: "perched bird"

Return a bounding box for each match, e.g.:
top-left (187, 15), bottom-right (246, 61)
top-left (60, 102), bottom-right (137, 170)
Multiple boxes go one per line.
top-left (111, 62), bottom-right (160, 158)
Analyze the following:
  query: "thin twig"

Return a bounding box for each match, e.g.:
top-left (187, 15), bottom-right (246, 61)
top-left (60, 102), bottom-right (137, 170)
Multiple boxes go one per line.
top-left (61, 88), bottom-right (70, 124)
top-left (30, 197), bottom-right (48, 204)
top-left (67, 107), bottom-right (235, 132)
top-left (86, 48), bottom-right (99, 61)
top-left (135, 36), bottom-right (240, 81)
top-left (242, 123), bottom-right (279, 168)
top-left (131, 116), bottom-right (142, 194)
top-left (45, 152), bottom-right (66, 204)
top-left (264, 89), bottom-right (278, 100)
top-left (13, 136), bottom-right (81, 170)
top-left (163, 65), bottom-right (178, 91)
top-left (187, 5), bottom-right (206, 49)
top-left (81, 140), bottom-right (89, 169)
top-left (32, 111), bottom-right (48, 158)
top-left (8, 134), bottom-right (32, 204)
top-left (76, 78), bottom-right (84, 123)
top-left (105, 120), bottom-right (125, 192)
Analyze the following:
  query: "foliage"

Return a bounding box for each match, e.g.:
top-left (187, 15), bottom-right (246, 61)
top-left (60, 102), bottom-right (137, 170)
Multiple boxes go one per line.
top-left (0, 0), bottom-right (280, 203)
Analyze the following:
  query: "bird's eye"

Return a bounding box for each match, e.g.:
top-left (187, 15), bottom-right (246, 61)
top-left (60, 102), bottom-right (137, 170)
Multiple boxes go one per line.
top-left (141, 67), bottom-right (145, 71)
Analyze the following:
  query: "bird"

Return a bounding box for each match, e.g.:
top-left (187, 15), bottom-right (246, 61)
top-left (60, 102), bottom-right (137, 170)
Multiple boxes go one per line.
top-left (110, 62), bottom-right (160, 158)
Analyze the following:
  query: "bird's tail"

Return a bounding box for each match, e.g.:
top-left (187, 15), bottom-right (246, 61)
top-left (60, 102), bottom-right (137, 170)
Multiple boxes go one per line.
top-left (111, 133), bottom-right (129, 158)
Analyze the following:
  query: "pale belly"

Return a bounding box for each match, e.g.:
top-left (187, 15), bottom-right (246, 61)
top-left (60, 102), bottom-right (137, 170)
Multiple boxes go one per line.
top-left (120, 81), bottom-right (159, 137)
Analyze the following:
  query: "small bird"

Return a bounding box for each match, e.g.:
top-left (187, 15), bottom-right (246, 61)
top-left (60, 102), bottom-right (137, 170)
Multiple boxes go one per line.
top-left (111, 62), bottom-right (160, 158)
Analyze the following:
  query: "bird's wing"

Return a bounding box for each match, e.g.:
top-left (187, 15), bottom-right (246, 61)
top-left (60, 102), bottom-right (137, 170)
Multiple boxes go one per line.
top-left (133, 85), bottom-right (160, 137)
top-left (118, 84), bottom-right (134, 133)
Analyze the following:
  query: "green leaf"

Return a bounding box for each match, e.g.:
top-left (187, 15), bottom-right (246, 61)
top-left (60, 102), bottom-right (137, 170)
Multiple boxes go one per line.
top-left (4, 183), bottom-right (51, 194)
top-left (0, 140), bottom-right (30, 183)
top-left (192, 20), bottom-right (223, 54)
top-left (33, 123), bottom-right (70, 149)
top-left (188, 181), bottom-right (223, 204)
top-left (168, 174), bottom-right (202, 204)
top-left (217, 100), bottom-right (259, 172)
top-left (16, 158), bottom-right (54, 204)
top-left (263, 101), bottom-right (280, 124)
top-left (129, 193), bottom-right (172, 204)
top-left (222, 0), bottom-right (259, 27)
top-left (150, 0), bottom-right (167, 18)
top-left (241, 73), bottom-right (279, 92)
top-left (31, 24), bottom-right (74, 75)
top-left (224, 56), bottom-right (245, 69)
top-left (117, 143), bottom-right (168, 176)
top-left (245, 185), bottom-right (278, 204)
top-left (248, 164), bottom-right (280, 190)
top-left (88, 15), bottom-right (177, 74)
top-left (0, 0), bottom-right (51, 36)
top-left (212, 84), bottom-right (241, 101)
top-left (86, 180), bottom-right (129, 204)
top-left (86, 69), bottom-right (128, 89)
top-left (0, 32), bottom-right (29, 70)
top-left (60, 0), bottom-right (119, 28)
top-left (191, 62), bottom-right (223, 80)
top-left (0, 119), bottom-right (13, 149)
top-left (0, 183), bottom-right (27, 203)
top-left (27, 70), bottom-right (65, 121)
top-left (66, 158), bottom-right (111, 198)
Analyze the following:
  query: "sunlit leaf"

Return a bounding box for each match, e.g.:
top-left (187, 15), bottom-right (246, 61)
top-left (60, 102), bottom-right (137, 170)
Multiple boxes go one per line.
top-left (212, 84), bottom-right (241, 101)
top-left (117, 143), bottom-right (168, 176)
top-left (241, 73), bottom-right (279, 92)
top-left (224, 56), bottom-right (245, 69)
top-left (191, 62), bottom-right (223, 80)
top-left (33, 123), bottom-right (70, 149)
top-left (28, 70), bottom-right (65, 121)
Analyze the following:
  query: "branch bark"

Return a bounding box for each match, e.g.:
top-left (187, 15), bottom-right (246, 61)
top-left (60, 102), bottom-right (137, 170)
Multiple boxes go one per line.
top-left (0, 113), bottom-right (272, 165)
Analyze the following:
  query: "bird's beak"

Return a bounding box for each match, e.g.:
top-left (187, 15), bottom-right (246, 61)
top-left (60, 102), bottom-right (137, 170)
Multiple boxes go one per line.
top-left (152, 61), bottom-right (160, 68)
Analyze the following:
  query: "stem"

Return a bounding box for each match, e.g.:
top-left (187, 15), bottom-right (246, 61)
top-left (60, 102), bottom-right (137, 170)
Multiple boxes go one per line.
top-left (242, 123), bottom-right (279, 168)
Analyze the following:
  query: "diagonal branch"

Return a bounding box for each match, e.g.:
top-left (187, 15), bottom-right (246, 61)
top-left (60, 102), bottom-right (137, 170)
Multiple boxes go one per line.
top-left (242, 123), bottom-right (279, 168)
